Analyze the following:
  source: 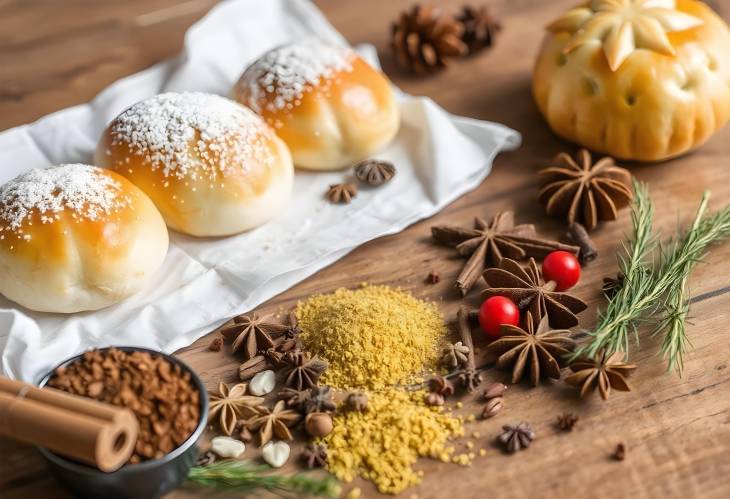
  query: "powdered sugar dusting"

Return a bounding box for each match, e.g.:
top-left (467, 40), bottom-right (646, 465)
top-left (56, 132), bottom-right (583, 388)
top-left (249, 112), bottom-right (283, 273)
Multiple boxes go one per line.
top-left (108, 92), bottom-right (272, 181)
top-left (241, 39), bottom-right (355, 115)
top-left (0, 164), bottom-right (131, 240)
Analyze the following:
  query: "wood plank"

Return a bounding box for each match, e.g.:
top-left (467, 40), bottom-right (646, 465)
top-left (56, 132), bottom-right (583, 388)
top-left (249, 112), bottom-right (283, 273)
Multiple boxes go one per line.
top-left (0, 0), bottom-right (729, 498)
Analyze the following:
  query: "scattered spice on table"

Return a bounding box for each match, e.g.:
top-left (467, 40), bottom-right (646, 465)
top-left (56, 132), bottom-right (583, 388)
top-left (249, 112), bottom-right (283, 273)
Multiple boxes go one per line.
top-left (48, 348), bottom-right (200, 464)
top-left (482, 257), bottom-right (587, 328)
top-left (220, 313), bottom-right (289, 360)
top-left (556, 413), bottom-right (579, 431)
top-left (497, 422), bottom-right (535, 453)
top-left (425, 374), bottom-right (454, 406)
top-left (481, 397), bottom-right (504, 419)
top-left (322, 388), bottom-right (464, 494)
top-left (296, 284), bottom-right (445, 390)
top-left (440, 341), bottom-right (470, 368)
top-left (208, 382), bottom-right (264, 436)
top-left (245, 400), bottom-right (301, 445)
top-left (431, 210), bottom-right (578, 295)
top-left (279, 351), bottom-right (328, 391)
top-left (426, 269), bottom-right (441, 284)
top-left (564, 222), bottom-right (598, 265)
top-left (391, 4), bottom-right (467, 74)
top-left (457, 4), bottom-right (501, 54)
top-left (208, 337), bottom-right (223, 352)
top-left (538, 149), bottom-right (633, 231)
top-left (613, 442), bottom-right (627, 461)
top-left (565, 351), bottom-right (636, 400)
top-left (301, 443), bottom-right (329, 469)
top-left (485, 312), bottom-right (576, 386)
top-left (344, 392), bottom-right (368, 412)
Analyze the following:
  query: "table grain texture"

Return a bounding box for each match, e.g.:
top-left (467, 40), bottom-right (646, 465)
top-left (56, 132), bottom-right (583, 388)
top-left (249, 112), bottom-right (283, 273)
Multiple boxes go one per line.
top-left (1, 1), bottom-right (729, 498)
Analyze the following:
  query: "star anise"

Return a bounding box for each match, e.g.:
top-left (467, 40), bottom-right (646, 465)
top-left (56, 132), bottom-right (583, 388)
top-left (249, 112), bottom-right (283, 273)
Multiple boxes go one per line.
top-left (457, 5), bottom-right (501, 54)
top-left (301, 443), bottom-right (328, 469)
top-left (302, 386), bottom-right (336, 414)
top-left (432, 211), bottom-right (578, 295)
top-left (280, 351), bottom-right (328, 391)
top-left (486, 312), bottom-right (576, 386)
top-left (482, 257), bottom-right (587, 328)
top-left (498, 422), bottom-right (535, 453)
top-left (565, 351), bottom-right (636, 400)
top-left (221, 313), bottom-right (289, 360)
top-left (440, 341), bottom-right (470, 369)
top-left (208, 382), bottom-right (264, 435)
top-left (353, 159), bottom-right (396, 186)
top-left (455, 367), bottom-right (482, 393)
top-left (246, 400), bottom-right (301, 445)
top-left (538, 149), bottom-right (633, 231)
top-left (391, 4), bottom-right (467, 73)
top-left (326, 183), bottom-right (357, 204)
top-left (556, 412), bottom-right (579, 432)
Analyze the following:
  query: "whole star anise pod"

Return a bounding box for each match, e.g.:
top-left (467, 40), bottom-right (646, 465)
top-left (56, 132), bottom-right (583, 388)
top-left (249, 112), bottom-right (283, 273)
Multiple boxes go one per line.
top-left (280, 351), bottom-right (328, 391)
top-left (221, 313), bottom-right (289, 360)
top-left (391, 4), bottom-right (467, 74)
top-left (455, 367), bottom-right (482, 393)
top-left (498, 422), bottom-right (535, 453)
top-left (353, 159), bottom-right (396, 186)
top-left (326, 183), bottom-right (357, 204)
top-left (486, 312), bottom-right (577, 386)
top-left (208, 382), bottom-right (264, 435)
top-left (482, 257), bottom-right (587, 328)
top-left (301, 443), bottom-right (328, 469)
top-left (246, 400), bottom-right (301, 445)
top-left (565, 351), bottom-right (636, 400)
top-left (432, 211), bottom-right (578, 295)
top-left (440, 341), bottom-right (470, 369)
top-left (538, 149), bottom-right (633, 231)
top-left (457, 5), bottom-right (501, 54)
top-left (302, 385), bottom-right (336, 414)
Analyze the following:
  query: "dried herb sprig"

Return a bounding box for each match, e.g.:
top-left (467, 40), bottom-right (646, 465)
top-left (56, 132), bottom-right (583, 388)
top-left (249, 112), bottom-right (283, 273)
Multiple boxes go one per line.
top-left (574, 182), bottom-right (730, 375)
top-left (188, 460), bottom-right (340, 497)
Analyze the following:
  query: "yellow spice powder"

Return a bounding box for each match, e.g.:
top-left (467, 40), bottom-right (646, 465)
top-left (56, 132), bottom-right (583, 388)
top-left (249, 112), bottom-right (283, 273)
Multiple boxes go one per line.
top-left (321, 388), bottom-right (464, 494)
top-left (296, 285), bottom-right (445, 390)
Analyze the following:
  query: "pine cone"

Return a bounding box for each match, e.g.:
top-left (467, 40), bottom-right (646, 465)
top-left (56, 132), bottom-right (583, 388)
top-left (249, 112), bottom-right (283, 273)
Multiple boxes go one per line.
top-left (458, 5), bottom-right (501, 54)
top-left (391, 4), bottom-right (467, 74)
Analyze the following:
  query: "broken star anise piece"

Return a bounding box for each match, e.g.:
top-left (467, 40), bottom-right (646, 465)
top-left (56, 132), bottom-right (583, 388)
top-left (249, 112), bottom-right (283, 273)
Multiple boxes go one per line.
top-left (247, 400), bottom-right (301, 445)
top-left (221, 313), bottom-right (289, 361)
top-left (432, 210), bottom-right (578, 295)
top-left (208, 382), bottom-right (264, 436)
top-left (538, 149), bottom-right (633, 231)
top-left (301, 443), bottom-right (328, 469)
top-left (565, 351), bottom-right (637, 400)
top-left (440, 341), bottom-right (470, 369)
top-left (556, 412), bottom-right (579, 432)
top-left (486, 312), bottom-right (576, 386)
top-left (353, 159), bottom-right (396, 186)
top-left (280, 351), bottom-right (328, 391)
top-left (482, 257), bottom-right (587, 328)
top-left (302, 385), bottom-right (336, 414)
top-left (498, 422), bottom-right (535, 453)
top-left (326, 183), bottom-right (357, 204)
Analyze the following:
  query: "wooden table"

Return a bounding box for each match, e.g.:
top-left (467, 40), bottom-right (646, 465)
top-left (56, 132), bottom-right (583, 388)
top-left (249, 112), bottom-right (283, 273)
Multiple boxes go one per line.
top-left (1, 1), bottom-right (729, 497)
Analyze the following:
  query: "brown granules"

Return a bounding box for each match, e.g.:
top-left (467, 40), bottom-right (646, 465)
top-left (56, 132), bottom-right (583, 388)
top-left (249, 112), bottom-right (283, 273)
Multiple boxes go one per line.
top-left (48, 348), bottom-right (200, 464)
top-left (296, 285), bottom-right (446, 390)
top-left (322, 388), bottom-right (463, 494)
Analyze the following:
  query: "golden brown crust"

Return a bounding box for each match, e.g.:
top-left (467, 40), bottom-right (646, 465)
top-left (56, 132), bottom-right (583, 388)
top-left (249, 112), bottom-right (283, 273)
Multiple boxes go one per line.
top-left (533, 0), bottom-right (730, 162)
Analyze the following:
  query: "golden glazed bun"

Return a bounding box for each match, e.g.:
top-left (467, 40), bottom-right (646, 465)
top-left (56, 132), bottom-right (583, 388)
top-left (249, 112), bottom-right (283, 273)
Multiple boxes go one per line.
top-left (0, 164), bottom-right (169, 313)
top-left (232, 40), bottom-right (400, 170)
top-left (533, 0), bottom-right (730, 162)
top-left (96, 92), bottom-right (294, 237)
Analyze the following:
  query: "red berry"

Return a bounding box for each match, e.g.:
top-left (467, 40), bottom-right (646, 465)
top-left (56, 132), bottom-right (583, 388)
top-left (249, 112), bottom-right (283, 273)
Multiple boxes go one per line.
top-left (478, 296), bottom-right (520, 340)
top-left (542, 251), bottom-right (581, 291)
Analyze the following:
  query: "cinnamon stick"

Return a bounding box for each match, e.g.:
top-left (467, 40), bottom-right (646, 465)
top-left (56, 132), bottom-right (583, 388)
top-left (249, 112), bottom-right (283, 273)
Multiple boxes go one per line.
top-left (0, 376), bottom-right (138, 471)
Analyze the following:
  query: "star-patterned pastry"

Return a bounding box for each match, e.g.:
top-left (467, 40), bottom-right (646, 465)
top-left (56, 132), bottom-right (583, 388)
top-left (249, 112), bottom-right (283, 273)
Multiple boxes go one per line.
top-left (548, 0), bottom-right (703, 71)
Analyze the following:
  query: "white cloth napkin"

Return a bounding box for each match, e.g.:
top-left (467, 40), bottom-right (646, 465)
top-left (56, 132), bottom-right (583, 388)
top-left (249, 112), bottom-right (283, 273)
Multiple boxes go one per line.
top-left (0, 0), bottom-right (520, 382)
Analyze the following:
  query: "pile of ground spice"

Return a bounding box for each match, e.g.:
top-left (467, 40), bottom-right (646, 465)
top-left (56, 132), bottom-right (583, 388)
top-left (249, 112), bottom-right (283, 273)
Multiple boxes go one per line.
top-left (322, 388), bottom-right (464, 494)
top-left (296, 285), bottom-right (445, 390)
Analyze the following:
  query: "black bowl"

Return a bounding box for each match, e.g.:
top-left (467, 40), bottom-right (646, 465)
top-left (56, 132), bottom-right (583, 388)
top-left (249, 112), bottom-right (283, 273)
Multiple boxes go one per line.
top-left (37, 346), bottom-right (209, 499)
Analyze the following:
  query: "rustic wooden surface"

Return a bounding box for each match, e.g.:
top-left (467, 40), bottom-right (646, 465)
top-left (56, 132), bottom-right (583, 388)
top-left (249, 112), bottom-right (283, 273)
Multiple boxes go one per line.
top-left (1, 0), bottom-right (730, 498)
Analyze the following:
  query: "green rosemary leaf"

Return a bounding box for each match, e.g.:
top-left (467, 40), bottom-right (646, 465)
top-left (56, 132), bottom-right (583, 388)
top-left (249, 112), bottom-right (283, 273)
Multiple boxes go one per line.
top-left (188, 461), bottom-right (340, 498)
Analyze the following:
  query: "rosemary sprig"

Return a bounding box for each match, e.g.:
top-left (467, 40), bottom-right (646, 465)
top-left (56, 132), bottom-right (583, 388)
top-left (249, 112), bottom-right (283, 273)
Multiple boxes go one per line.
top-left (574, 182), bottom-right (730, 374)
top-left (573, 180), bottom-right (655, 360)
top-left (188, 461), bottom-right (340, 498)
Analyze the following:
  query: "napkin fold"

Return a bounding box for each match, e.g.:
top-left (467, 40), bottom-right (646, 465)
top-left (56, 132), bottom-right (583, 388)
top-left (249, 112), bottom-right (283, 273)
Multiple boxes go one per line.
top-left (0, 0), bottom-right (520, 381)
